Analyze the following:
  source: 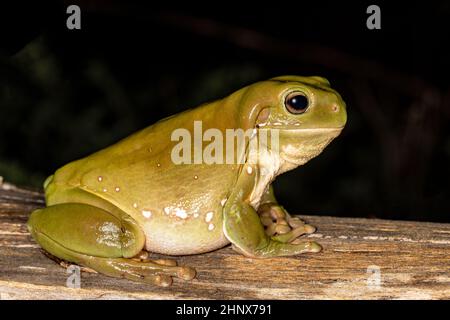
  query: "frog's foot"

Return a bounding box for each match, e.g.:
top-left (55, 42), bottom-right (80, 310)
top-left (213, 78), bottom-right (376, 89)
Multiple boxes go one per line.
top-left (28, 203), bottom-right (196, 287)
top-left (42, 248), bottom-right (194, 285)
top-left (89, 257), bottom-right (196, 287)
top-left (133, 250), bottom-right (178, 266)
top-left (127, 250), bottom-right (196, 286)
top-left (257, 204), bottom-right (317, 243)
top-left (41, 249), bottom-right (98, 273)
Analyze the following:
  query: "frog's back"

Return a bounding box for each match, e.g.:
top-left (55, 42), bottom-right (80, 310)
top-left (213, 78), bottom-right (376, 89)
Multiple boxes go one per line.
top-left (45, 99), bottom-right (243, 254)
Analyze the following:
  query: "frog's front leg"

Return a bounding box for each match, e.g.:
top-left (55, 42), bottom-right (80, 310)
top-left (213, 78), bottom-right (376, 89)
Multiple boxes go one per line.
top-left (28, 203), bottom-right (195, 286)
top-left (257, 185), bottom-right (317, 243)
top-left (223, 165), bottom-right (321, 258)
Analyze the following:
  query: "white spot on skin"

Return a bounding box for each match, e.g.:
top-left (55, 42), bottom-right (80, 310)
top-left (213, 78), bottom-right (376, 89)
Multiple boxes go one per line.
top-left (294, 123), bottom-right (300, 126)
top-left (102, 188), bottom-right (108, 193)
top-left (157, 163), bottom-right (161, 167)
top-left (99, 222), bottom-right (119, 233)
top-left (164, 207), bottom-right (170, 215)
top-left (205, 211), bottom-right (214, 223)
top-left (273, 122), bottom-right (282, 126)
top-left (247, 166), bottom-right (253, 175)
top-left (97, 222), bottom-right (121, 247)
top-left (115, 187), bottom-right (120, 192)
top-left (220, 198), bottom-right (227, 206)
top-left (208, 223), bottom-right (215, 231)
top-left (193, 213), bottom-right (199, 218)
top-left (142, 210), bottom-right (152, 218)
top-left (97, 176), bottom-right (103, 182)
top-left (194, 175), bottom-right (198, 180)
top-left (174, 208), bottom-right (188, 219)
top-left (133, 203), bottom-right (138, 209)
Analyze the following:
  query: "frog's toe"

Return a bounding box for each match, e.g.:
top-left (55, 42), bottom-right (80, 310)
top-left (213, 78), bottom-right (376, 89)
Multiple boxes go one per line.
top-left (153, 258), bottom-right (178, 267)
top-left (299, 223), bottom-right (316, 234)
top-left (259, 204), bottom-right (290, 237)
top-left (153, 275), bottom-right (173, 287)
top-left (287, 216), bottom-right (318, 236)
top-left (258, 204), bottom-right (287, 221)
top-left (132, 250), bottom-right (150, 261)
top-left (131, 273), bottom-right (172, 286)
top-left (137, 260), bottom-right (195, 282)
top-left (290, 240), bottom-right (322, 253)
top-left (133, 252), bottom-right (178, 266)
top-left (177, 266), bottom-right (196, 280)
top-left (272, 223), bottom-right (317, 243)
top-left (287, 216), bottom-right (307, 228)
top-left (258, 205), bottom-right (318, 242)
top-left (108, 258), bottom-right (196, 286)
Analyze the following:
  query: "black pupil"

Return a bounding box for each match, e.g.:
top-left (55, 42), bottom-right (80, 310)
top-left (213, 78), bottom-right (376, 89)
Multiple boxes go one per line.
top-left (288, 95), bottom-right (308, 111)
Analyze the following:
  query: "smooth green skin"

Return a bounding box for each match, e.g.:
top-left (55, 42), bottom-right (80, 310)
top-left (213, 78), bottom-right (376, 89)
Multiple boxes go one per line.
top-left (28, 75), bottom-right (347, 285)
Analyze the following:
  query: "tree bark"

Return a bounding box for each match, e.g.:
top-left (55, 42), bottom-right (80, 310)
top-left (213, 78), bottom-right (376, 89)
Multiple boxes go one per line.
top-left (0, 183), bottom-right (449, 299)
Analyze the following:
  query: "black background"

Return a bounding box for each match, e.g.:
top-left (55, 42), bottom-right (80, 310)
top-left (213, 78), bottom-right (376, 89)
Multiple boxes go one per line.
top-left (0, 0), bottom-right (449, 222)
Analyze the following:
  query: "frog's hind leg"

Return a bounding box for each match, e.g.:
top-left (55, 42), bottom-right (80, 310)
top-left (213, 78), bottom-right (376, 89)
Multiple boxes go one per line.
top-left (28, 203), bottom-right (195, 286)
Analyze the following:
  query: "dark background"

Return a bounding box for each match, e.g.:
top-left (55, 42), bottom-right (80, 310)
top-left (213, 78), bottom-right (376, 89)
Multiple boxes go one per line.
top-left (0, 1), bottom-right (449, 222)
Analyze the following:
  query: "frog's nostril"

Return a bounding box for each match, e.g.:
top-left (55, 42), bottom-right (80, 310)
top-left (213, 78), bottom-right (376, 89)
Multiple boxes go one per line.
top-left (332, 104), bottom-right (339, 113)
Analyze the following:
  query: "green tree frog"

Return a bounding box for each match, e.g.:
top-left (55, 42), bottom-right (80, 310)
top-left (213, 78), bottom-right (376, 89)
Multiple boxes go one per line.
top-left (28, 76), bottom-right (347, 286)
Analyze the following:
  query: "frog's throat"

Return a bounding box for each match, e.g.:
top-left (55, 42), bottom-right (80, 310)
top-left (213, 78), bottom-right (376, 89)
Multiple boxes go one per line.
top-left (247, 127), bottom-right (342, 209)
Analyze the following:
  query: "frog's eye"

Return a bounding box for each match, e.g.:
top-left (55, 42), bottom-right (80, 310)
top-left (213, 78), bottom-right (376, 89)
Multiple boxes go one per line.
top-left (285, 92), bottom-right (309, 114)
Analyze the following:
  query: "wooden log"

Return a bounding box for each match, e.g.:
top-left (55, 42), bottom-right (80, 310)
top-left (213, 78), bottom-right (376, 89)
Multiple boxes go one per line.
top-left (0, 181), bottom-right (449, 300)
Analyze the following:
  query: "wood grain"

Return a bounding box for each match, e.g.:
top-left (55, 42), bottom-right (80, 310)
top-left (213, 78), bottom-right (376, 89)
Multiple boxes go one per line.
top-left (0, 182), bottom-right (449, 300)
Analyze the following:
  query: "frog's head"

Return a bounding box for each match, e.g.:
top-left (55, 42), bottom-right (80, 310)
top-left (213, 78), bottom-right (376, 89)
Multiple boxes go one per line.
top-left (237, 75), bottom-right (347, 172)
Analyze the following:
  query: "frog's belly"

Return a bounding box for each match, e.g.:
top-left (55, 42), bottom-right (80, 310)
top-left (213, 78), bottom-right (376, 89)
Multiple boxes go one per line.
top-left (139, 212), bottom-right (230, 255)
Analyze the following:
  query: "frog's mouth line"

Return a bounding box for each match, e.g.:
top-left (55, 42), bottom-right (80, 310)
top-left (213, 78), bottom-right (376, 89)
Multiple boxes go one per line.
top-left (262, 126), bottom-right (345, 133)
